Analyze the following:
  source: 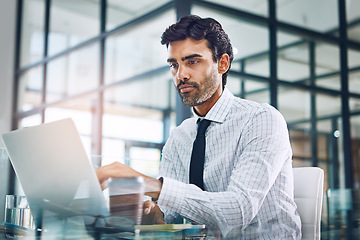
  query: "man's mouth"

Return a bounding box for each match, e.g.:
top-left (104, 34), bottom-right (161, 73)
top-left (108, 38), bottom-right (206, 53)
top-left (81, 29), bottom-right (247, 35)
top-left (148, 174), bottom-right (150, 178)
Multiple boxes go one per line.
top-left (179, 85), bottom-right (195, 93)
top-left (177, 82), bottom-right (199, 94)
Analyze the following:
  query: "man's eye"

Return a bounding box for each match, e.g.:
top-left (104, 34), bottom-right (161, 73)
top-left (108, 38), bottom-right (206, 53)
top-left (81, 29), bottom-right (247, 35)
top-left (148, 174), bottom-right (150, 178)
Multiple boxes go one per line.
top-left (189, 60), bottom-right (199, 65)
top-left (169, 63), bottom-right (178, 68)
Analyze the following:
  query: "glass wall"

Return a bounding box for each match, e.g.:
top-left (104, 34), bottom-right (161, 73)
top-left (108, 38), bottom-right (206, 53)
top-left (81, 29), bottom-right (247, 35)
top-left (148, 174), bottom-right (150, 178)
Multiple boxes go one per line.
top-left (12, 0), bottom-right (360, 238)
top-left (19, 0), bottom-right (45, 68)
top-left (48, 0), bottom-right (100, 56)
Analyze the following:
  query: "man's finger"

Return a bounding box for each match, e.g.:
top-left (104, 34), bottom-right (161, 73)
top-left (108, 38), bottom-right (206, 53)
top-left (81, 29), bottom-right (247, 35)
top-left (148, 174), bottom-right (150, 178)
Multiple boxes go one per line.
top-left (143, 200), bottom-right (155, 215)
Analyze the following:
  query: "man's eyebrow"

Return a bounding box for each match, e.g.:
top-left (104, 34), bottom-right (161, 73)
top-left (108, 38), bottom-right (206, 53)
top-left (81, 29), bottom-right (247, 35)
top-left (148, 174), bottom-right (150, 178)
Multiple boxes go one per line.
top-left (181, 54), bottom-right (202, 61)
top-left (167, 54), bottom-right (203, 63)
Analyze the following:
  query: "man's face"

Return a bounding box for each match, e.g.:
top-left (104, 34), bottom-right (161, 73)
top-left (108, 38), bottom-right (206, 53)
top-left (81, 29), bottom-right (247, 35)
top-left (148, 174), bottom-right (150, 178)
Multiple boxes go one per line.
top-left (167, 38), bottom-right (222, 107)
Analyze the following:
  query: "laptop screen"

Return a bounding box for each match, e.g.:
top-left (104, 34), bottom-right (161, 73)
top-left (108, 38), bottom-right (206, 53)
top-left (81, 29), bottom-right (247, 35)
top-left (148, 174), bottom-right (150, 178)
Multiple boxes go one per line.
top-left (2, 118), bottom-right (109, 223)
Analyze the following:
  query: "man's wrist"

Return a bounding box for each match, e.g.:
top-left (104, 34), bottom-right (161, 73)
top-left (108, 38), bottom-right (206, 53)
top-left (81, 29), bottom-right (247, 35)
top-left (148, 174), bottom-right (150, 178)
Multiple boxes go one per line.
top-left (144, 176), bottom-right (163, 200)
top-left (151, 177), bottom-right (163, 202)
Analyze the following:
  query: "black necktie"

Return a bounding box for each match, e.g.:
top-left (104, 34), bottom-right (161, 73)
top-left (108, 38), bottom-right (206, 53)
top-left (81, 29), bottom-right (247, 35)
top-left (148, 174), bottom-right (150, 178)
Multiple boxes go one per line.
top-left (190, 119), bottom-right (211, 190)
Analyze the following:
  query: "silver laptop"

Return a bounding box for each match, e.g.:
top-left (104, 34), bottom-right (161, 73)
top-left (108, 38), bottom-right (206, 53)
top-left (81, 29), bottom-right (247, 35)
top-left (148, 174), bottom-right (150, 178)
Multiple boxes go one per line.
top-left (1, 118), bottom-right (109, 226)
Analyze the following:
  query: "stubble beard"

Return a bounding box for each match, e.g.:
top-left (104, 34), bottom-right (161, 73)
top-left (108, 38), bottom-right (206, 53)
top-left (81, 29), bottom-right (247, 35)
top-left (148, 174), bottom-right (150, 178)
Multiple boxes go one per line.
top-left (177, 69), bottom-right (219, 107)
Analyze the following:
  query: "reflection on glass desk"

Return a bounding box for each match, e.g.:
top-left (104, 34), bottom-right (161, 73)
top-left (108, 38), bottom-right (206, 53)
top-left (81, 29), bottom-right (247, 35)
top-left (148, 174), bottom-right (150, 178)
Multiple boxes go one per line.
top-left (3, 188), bottom-right (360, 239)
top-left (1, 215), bottom-right (207, 240)
top-left (3, 214), bottom-right (360, 240)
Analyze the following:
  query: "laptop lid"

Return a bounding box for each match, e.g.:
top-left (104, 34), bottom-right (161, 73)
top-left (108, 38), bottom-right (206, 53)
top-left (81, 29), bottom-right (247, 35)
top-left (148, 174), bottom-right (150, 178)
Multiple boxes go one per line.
top-left (1, 118), bottom-right (109, 223)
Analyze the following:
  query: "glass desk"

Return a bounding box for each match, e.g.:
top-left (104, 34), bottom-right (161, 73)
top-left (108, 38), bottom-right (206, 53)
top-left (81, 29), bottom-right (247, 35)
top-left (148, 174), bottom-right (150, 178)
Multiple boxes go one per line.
top-left (3, 212), bottom-right (360, 239)
top-left (1, 218), bottom-right (207, 240)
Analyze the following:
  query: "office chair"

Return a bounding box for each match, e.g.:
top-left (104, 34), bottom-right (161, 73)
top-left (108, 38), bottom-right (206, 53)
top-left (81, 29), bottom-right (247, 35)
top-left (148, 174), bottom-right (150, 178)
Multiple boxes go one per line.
top-left (293, 167), bottom-right (324, 240)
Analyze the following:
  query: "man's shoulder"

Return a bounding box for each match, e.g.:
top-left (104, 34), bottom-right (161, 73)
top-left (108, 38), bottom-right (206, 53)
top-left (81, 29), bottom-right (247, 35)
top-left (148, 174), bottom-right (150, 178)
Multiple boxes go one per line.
top-left (229, 97), bottom-right (285, 123)
top-left (231, 97), bottom-right (275, 113)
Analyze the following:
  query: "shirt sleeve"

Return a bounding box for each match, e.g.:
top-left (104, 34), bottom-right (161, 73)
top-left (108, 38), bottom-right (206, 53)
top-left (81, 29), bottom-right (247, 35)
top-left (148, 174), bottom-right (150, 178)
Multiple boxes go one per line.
top-left (157, 131), bottom-right (182, 223)
top-left (158, 106), bottom-right (293, 237)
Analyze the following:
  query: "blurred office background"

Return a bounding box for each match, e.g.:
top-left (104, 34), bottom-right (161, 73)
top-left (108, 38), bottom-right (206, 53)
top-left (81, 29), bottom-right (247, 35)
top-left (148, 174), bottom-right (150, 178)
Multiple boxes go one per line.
top-left (0, 0), bottom-right (360, 238)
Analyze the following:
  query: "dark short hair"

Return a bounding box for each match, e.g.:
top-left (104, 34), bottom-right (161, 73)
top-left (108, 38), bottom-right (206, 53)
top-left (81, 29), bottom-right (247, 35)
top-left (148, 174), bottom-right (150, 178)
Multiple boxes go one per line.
top-left (161, 15), bottom-right (234, 87)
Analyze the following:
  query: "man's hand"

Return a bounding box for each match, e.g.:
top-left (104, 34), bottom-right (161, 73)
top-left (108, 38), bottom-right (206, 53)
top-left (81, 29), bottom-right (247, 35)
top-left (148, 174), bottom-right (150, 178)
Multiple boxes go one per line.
top-left (141, 200), bottom-right (166, 225)
top-left (96, 161), bottom-right (163, 199)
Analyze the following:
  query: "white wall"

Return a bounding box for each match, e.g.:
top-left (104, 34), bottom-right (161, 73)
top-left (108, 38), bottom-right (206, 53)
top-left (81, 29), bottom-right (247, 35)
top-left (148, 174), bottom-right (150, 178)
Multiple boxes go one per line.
top-left (0, 0), bottom-right (15, 141)
top-left (0, 0), bottom-right (16, 223)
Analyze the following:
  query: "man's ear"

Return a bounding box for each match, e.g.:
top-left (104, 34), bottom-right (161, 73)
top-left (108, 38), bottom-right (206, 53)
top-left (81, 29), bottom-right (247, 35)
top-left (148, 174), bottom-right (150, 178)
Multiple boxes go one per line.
top-left (218, 53), bottom-right (230, 74)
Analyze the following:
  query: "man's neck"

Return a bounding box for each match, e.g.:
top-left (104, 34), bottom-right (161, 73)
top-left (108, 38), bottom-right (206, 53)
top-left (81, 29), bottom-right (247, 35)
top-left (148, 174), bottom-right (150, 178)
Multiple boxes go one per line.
top-left (193, 87), bottom-right (223, 117)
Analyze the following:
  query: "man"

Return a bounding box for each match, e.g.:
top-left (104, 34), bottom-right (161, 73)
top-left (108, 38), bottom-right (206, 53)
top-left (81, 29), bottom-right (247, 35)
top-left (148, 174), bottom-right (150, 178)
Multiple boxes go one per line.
top-left (97, 15), bottom-right (301, 239)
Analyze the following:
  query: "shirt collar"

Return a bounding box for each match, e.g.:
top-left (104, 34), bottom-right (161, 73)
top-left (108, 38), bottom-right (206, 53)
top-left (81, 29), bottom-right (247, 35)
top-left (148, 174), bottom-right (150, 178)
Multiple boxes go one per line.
top-left (192, 88), bottom-right (234, 124)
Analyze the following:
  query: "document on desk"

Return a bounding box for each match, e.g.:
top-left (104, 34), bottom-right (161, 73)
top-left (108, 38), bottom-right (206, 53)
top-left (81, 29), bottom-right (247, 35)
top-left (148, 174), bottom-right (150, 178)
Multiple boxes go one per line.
top-left (135, 224), bottom-right (205, 232)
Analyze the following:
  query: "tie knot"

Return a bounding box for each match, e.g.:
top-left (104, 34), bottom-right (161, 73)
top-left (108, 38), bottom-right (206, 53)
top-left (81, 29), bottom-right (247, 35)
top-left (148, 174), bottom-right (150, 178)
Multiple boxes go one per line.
top-left (197, 119), bottom-right (211, 135)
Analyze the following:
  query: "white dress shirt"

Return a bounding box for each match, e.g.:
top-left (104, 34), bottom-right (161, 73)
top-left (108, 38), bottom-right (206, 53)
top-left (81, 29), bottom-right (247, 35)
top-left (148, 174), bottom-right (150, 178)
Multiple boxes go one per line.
top-left (157, 88), bottom-right (302, 239)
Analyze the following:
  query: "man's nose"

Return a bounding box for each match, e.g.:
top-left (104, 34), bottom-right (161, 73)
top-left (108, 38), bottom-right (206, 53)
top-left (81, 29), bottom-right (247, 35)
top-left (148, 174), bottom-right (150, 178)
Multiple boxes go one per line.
top-left (176, 65), bottom-right (190, 81)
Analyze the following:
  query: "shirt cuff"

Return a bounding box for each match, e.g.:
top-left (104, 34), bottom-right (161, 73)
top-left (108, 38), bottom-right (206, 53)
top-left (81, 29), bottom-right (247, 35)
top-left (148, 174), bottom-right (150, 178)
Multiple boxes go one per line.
top-left (157, 177), bottom-right (186, 214)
